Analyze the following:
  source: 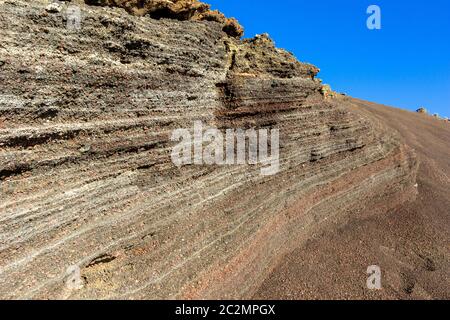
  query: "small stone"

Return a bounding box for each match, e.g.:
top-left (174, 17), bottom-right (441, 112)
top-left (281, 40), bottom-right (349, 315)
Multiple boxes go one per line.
top-left (46, 2), bottom-right (62, 13)
top-left (78, 145), bottom-right (91, 153)
top-left (416, 107), bottom-right (427, 114)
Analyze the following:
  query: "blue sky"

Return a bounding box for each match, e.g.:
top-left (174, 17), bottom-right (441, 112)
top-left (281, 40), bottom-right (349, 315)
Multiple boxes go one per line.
top-left (207, 0), bottom-right (450, 118)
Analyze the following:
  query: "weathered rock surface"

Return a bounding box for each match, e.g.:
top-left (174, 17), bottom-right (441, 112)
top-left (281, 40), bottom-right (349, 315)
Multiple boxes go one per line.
top-left (256, 99), bottom-right (450, 300)
top-left (83, 0), bottom-right (243, 37)
top-left (0, 0), bottom-right (417, 299)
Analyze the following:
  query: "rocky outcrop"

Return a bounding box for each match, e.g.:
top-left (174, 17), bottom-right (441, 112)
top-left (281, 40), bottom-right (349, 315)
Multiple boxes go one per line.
top-left (83, 0), bottom-right (243, 37)
top-left (417, 107), bottom-right (427, 114)
top-left (0, 0), bottom-right (417, 299)
top-left (224, 33), bottom-right (319, 79)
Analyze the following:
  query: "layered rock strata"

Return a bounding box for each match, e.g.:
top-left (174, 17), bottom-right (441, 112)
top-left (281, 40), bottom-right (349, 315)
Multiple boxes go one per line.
top-left (82, 0), bottom-right (243, 37)
top-left (0, 0), bottom-right (417, 299)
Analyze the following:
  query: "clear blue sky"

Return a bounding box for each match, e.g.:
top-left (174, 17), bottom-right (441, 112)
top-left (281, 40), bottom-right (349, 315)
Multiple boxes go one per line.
top-left (208, 0), bottom-right (450, 118)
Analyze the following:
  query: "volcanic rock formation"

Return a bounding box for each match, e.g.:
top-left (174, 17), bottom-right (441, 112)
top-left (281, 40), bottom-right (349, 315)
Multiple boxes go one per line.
top-left (0, 0), bottom-right (417, 299)
top-left (83, 0), bottom-right (243, 37)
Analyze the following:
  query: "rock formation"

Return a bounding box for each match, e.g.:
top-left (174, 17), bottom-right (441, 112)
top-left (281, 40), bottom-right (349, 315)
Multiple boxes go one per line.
top-left (0, 0), bottom-right (417, 299)
top-left (84, 0), bottom-right (243, 37)
top-left (417, 107), bottom-right (427, 114)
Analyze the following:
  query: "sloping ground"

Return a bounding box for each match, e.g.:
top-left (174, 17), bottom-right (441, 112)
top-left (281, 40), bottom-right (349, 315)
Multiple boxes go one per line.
top-left (255, 99), bottom-right (450, 300)
top-left (0, 1), bottom-right (419, 299)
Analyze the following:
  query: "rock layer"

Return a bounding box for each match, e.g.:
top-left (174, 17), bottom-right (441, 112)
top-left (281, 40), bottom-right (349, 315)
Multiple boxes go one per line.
top-left (0, 0), bottom-right (417, 299)
top-left (84, 0), bottom-right (244, 37)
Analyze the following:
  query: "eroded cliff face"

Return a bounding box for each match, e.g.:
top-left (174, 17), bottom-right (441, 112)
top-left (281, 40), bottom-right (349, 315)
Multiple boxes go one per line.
top-left (83, 0), bottom-right (244, 37)
top-left (0, 0), bottom-right (417, 299)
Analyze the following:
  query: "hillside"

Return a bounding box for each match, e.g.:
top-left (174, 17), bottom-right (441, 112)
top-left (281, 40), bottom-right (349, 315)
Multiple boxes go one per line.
top-left (255, 98), bottom-right (450, 299)
top-left (1, 0), bottom-right (446, 299)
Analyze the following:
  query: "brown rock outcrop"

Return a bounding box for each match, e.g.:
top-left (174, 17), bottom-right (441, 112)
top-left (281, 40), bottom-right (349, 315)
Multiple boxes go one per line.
top-left (225, 33), bottom-right (320, 79)
top-left (416, 107), bottom-right (427, 114)
top-left (83, 0), bottom-right (243, 37)
top-left (0, 0), bottom-right (417, 299)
